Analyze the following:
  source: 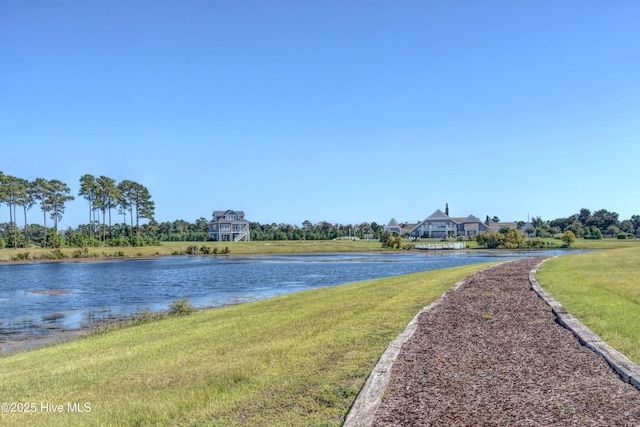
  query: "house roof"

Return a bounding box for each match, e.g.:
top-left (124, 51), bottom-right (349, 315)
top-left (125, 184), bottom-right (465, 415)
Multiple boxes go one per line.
top-left (386, 218), bottom-right (400, 228)
top-left (212, 210), bottom-right (245, 218)
top-left (521, 222), bottom-right (535, 232)
top-left (209, 210), bottom-right (248, 224)
top-left (460, 215), bottom-right (483, 224)
top-left (488, 221), bottom-right (518, 232)
top-left (426, 209), bottom-right (452, 220)
top-left (401, 223), bottom-right (418, 233)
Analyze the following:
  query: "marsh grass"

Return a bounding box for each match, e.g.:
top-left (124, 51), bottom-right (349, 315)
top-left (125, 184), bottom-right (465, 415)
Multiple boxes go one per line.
top-left (0, 263), bottom-right (493, 426)
top-left (3, 238), bottom-right (640, 263)
top-left (0, 240), bottom-right (388, 262)
top-left (536, 247), bottom-right (640, 364)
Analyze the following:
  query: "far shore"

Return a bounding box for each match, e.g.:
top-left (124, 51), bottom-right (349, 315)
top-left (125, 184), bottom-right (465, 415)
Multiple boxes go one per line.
top-left (0, 237), bottom-right (636, 265)
top-left (0, 239), bottom-right (387, 264)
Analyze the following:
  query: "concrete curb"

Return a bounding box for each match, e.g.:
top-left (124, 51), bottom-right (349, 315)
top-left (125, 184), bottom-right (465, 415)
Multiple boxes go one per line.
top-left (343, 263), bottom-right (503, 427)
top-left (529, 257), bottom-right (640, 391)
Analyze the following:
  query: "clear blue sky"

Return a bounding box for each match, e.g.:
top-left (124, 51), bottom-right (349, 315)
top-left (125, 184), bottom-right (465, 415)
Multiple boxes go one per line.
top-left (2, 1), bottom-right (639, 228)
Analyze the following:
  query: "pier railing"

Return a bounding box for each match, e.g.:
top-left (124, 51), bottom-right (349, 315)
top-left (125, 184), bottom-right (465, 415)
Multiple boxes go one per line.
top-left (415, 243), bottom-right (466, 250)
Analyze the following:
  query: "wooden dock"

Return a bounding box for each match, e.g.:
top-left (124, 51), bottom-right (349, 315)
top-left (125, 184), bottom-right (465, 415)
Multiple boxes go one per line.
top-left (415, 243), bottom-right (466, 250)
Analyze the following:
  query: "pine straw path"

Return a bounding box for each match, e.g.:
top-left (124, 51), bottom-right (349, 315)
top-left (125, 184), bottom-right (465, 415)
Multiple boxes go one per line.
top-left (371, 257), bottom-right (640, 426)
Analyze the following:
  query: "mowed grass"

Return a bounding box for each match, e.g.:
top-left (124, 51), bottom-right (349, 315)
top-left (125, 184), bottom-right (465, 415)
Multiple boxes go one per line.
top-left (0, 263), bottom-right (493, 426)
top-left (536, 247), bottom-right (640, 364)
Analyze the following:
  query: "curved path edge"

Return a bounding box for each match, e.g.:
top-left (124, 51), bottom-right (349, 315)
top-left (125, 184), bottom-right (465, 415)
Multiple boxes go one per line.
top-left (343, 263), bottom-right (504, 427)
top-left (529, 257), bottom-right (640, 391)
top-left (344, 258), bottom-right (640, 427)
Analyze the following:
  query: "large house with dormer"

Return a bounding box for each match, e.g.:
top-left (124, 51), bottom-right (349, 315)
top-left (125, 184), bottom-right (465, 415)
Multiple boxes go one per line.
top-left (386, 204), bottom-right (529, 239)
top-left (208, 210), bottom-right (251, 241)
top-left (409, 208), bottom-right (490, 239)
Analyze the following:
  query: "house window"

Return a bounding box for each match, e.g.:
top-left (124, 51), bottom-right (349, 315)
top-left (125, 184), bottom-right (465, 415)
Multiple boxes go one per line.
top-left (220, 224), bottom-right (230, 231)
top-left (228, 214), bottom-right (237, 220)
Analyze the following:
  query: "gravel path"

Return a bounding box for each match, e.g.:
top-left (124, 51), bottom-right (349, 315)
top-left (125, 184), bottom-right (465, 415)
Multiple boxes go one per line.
top-left (371, 258), bottom-right (640, 426)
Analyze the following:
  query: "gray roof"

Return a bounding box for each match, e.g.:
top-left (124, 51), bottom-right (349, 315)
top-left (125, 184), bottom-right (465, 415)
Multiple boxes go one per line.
top-left (460, 215), bottom-right (482, 224)
top-left (209, 210), bottom-right (249, 225)
top-left (212, 210), bottom-right (245, 218)
top-left (426, 209), bottom-right (451, 220)
top-left (386, 218), bottom-right (400, 228)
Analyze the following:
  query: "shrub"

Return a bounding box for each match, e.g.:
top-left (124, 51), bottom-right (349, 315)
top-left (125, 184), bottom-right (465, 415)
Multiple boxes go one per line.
top-left (562, 230), bottom-right (576, 247)
top-left (108, 235), bottom-right (131, 247)
top-left (476, 231), bottom-right (504, 249)
top-left (522, 238), bottom-right (545, 249)
top-left (136, 308), bottom-right (164, 323)
top-left (72, 247), bottom-right (90, 258)
top-left (617, 232), bottom-right (634, 240)
top-left (382, 234), bottom-right (403, 249)
top-left (41, 249), bottom-right (67, 260)
top-left (14, 252), bottom-right (30, 261)
top-left (584, 227), bottom-right (603, 240)
top-left (167, 298), bottom-right (196, 316)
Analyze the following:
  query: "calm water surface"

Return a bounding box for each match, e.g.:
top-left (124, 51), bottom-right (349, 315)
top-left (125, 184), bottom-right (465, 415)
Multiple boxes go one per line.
top-left (0, 250), bottom-right (569, 352)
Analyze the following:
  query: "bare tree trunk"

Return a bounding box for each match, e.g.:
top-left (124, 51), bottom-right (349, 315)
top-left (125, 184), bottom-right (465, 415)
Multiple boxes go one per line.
top-left (42, 209), bottom-right (47, 248)
top-left (23, 206), bottom-right (28, 247)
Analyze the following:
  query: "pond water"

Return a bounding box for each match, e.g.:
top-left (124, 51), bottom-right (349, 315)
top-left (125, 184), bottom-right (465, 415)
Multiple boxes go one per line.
top-left (0, 250), bottom-right (569, 352)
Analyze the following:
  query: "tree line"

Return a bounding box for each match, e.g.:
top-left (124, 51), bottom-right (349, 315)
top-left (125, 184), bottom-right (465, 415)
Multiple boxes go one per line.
top-left (249, 220), bottom-right (384, 241)
top-left (0, 172), bottom-right (155, 249)
top-left (1, 172), bottom-right (638, 249)
top-left (0, 171), bottom-right (385, 249)
top-left (473, 208), bottom-right (639, 250)
top-left (527, 208), bottom-right (640, 239)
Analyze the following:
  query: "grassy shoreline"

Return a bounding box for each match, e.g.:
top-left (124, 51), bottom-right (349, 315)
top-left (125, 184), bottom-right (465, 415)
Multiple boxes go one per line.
top-left (0, 263), bottom-right (493, 426)
top-left (2, 237), bottom-right (639, 264)
top-left (0, 240), bottom-right (388, 263)
top-left (2, 240), bottom-right (640, 425)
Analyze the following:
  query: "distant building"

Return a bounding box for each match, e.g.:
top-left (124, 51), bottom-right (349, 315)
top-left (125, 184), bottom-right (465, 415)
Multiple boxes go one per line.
top-left (208, 210), bottom-right (250, 241)
top-left (521, 222), bottom-right (536, 237)
top-left (488, 221), bottom-right (519, 233)
top-left (387, 204), bottom-right (521, 239)
top-left (384, 218), bottom-right (418, 236)
top-left (409, 209), bottom-right (490, 239)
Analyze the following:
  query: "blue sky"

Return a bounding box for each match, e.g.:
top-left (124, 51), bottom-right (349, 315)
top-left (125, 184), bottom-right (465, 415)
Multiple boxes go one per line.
top-left (1, 1), bottom-right (639, 228)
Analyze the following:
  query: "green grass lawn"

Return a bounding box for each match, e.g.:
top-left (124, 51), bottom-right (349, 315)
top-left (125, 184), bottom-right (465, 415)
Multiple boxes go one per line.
top-left (536, 247), bottom-right (640, 364)
top-left (0, 263), bottom-right (493, 426)
top-left (568, 238), bottom-right (640, 250)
